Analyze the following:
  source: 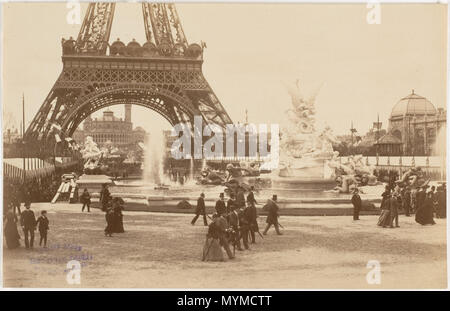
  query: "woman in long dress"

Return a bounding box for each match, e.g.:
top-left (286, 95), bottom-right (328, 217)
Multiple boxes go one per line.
top-left (4, 211), bottom-right (20, 249)
top-left (112, 197), bottom-right (125, 233)
top-left (437, 185), bottom-right (446, 218)
top-left (100, 184), bottom-right (111, 212)
top-left (202, 215), bottom-right (225, 262)
top-left (415, 192), bottom-right (436, 225)
top-left (377, 194), bottom-right (392, 227)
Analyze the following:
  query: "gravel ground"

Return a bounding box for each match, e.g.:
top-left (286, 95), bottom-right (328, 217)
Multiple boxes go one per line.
top-left (2, 202), bottom-right (447, 289)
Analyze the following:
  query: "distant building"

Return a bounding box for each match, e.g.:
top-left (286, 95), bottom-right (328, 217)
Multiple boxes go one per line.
top-left (3, 127), bottom-right (21, 144)
top-left (73, 105), bottom-right (146, 146)
top-left (374, 132), bottom-right (403, 156)
top-left (387, 90), bottom-right (446, 156)
top-left (352, 126), bottom-right (387, 155)
top-left (335, 90), bottom-right (446, 156)
top-left (163, 122), bottom-right (274, 161)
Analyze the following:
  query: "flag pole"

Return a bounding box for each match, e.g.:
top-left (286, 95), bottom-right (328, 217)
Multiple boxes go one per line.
top-left (376, 113), bottom-right (379, 157)
top-left (22, 93), bottom-right (26, 184)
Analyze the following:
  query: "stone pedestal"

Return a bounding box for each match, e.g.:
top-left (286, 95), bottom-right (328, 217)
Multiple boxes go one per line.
top-left (274, 157), bottom-right (335, 190)
top-left (76, 174), bottom-right (113, 196)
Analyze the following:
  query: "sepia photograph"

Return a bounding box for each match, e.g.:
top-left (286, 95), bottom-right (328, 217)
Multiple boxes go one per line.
top-left (1, 1), bottom-right (448, 291)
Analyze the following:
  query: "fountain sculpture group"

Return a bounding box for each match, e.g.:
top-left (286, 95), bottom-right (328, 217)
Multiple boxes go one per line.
top-left (271, 81), bottom-right (378, 193)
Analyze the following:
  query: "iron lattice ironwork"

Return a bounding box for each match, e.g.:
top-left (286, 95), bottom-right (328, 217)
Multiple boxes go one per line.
top-left (25, 2), bottom-right (232, 143)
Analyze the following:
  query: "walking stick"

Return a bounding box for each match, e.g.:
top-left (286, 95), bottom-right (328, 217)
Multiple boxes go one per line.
top-left (257, 230), bottom-right (264, 239)
top-left (232, 238), bottom-right (235, 257)
top-left (250, 224), bottom-right (264, 240)
top-left (278, 222), bottom-right (285, 229)
top-left (202, 237), bottom-right (214, 261)
top-left (231, 231), bottom-right (236, 257)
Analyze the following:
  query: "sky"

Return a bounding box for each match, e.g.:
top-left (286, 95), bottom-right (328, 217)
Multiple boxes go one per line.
top-left (1, 2), bottom-right (448, 136)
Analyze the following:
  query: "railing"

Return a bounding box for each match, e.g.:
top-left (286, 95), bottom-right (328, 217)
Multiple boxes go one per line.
top-left (3, 158), bottom-right (55, 181)
top-left (339, 156), bottom-right (446, 180)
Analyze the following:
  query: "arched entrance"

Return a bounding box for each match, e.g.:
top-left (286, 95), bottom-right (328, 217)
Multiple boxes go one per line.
top-left (62, 85), bottom-right (197, 137)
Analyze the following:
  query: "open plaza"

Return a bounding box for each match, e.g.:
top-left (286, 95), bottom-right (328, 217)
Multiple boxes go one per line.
top-left (2, 202), bottom-right (447, 289)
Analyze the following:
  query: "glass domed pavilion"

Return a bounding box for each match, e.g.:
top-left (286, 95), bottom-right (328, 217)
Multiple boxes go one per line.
top-left (387, 90), bottom-right (446, 155)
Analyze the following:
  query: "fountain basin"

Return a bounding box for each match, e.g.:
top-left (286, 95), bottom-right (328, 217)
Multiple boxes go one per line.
top-left (274, 157), bottom-right (336, 190)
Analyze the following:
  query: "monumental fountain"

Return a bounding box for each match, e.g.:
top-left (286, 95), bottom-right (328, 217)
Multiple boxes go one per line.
top-left (270, 81), bottom-right (338, 189)
top-left (76, 136), bottom-right (113, 194)
top-left (263, 81), bottom-right (380, 196)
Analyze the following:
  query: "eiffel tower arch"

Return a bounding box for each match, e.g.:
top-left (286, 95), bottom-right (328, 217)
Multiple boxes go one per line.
top-left (25, 2), bottom-right (233, 145)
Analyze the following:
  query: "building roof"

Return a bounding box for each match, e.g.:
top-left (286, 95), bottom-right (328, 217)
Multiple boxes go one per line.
top-left (133, 126), bottom-right (145, 132)
top-left (375, 132), bottom-right (403, 145)
top-left (100, 109), bottom-right (121, 122)
top-left (390, 90), bottom-right (436, 118)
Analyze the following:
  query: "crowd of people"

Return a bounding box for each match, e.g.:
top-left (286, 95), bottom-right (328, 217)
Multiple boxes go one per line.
top-left (3, 176), bottom-right (61, 216)
top-left (3, 202), bottom-right (50, 250)
top-left (3, 175), bottom-right (59, 250)
top-left (192, 186), bottom-right (283, 262)
top-left (350, 182), bottom-right (446, 228)
top-left (3, 166), bottom-right (446, 263)
top-left (2, 181), bottom-right (125, 250)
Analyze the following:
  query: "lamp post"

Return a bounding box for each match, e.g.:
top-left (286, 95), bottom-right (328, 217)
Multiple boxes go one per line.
top-left (350, 121), bottom-right (357, 155)
top-left (375, 114), bottom-right (380, 157)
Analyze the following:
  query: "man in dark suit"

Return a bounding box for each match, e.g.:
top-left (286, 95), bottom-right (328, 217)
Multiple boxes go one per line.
top-left (238, 206), bottom-right (250, 250)
top-left (228, 206), bottom-right (244, 251)
top-left (215, 193), bottom-right (226, 215)
top-left (351, 188), bottom-right (362, 220)
top-left (247, 186), bottom-right (257, 207)
top-left (263, 195), bottom-right (282, 235)
top-left (20, 201), bottom-right (36, 249)
top-left (245, 197), bottom-right (259, 244)
top-left (12, 184), bottom-right (22, 217)
top-left (226, 193), bottom-right (236, 215)
top-left (214, 214), bottom-right (234, 259)
top-left (191, 193), bottom-right (207, 226)
top-left (236, 187), bottom-right (246, 209)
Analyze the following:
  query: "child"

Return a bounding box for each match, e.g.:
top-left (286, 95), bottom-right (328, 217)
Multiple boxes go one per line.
top-left (36, 210), bottom-right (49, 247)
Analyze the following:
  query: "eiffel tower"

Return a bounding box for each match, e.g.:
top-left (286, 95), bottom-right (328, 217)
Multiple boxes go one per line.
top-left (25, 2), bottom-right (232, 145)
